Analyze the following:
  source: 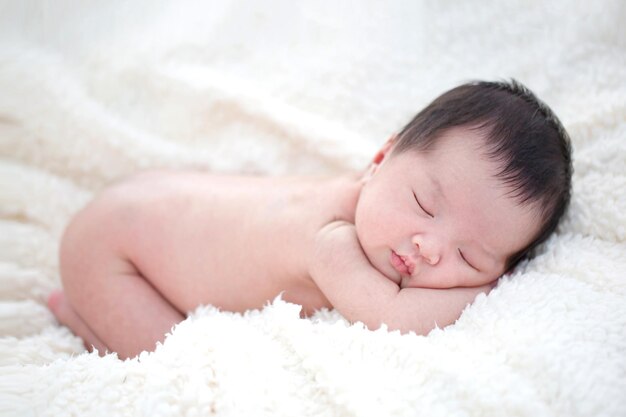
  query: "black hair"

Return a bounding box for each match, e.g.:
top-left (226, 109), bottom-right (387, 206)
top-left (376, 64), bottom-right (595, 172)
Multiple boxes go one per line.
top-left (393, 79), bottom-right (573, 271)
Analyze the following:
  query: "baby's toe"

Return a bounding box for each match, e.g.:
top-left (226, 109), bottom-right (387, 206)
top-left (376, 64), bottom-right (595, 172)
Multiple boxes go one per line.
top-left (47, 290), bottom-right (65, 314)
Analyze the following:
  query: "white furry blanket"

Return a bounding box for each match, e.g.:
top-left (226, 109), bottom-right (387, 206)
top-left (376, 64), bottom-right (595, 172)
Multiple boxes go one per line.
top-left (1, 1), bottom-right (625, 416)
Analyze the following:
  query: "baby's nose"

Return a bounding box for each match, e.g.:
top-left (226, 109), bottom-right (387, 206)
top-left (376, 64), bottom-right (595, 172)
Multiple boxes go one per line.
top-left (412, 235), bottom-right (441, 266)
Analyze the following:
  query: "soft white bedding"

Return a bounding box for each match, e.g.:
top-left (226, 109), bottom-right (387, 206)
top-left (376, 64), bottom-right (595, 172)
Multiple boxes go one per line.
top-left (1, 1), bottom-right (625, 416)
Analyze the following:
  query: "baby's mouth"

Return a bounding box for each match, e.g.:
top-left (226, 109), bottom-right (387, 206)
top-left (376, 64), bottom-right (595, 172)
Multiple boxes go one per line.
top-left (390, 251), bottom-right (413, 276)
top-left (399, 255), bottom-right (415, 275)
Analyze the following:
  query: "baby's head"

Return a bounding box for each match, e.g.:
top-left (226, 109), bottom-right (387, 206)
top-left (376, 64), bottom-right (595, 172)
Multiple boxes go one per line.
top-left (355, 80), bottom-right (572, 288)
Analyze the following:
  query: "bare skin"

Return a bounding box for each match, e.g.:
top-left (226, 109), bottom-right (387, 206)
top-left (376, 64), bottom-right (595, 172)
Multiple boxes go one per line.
top-left (49, 130), bottom-right (540, 360)
top-left (49, 170), bottom-right (361, 359)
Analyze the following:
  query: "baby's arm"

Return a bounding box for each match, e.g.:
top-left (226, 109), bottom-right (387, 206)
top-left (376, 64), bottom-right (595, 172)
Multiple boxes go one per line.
top-left (309, 221), bottom-right (494, 335)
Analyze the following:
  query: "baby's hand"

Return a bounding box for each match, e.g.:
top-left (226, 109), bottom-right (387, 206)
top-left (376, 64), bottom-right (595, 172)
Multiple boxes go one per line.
top-left (310, 220), bottom-right (364, 279)
top-left (309, 222), bottom-right (497, 335)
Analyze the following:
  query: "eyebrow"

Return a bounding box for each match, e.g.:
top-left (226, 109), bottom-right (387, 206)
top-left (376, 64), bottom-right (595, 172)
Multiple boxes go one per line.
top-left (429, 174), bottom-right (446, 204)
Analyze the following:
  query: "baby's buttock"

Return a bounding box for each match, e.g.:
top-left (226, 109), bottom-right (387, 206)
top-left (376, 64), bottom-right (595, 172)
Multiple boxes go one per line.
top-left (109, 170), bottom-right (332, 316)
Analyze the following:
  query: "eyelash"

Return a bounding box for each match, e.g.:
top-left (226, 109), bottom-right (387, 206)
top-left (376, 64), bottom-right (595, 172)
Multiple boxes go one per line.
top-left (413, 192), bottom-right (434, 218)
top-left (458, 249), bottom-right (478, 271)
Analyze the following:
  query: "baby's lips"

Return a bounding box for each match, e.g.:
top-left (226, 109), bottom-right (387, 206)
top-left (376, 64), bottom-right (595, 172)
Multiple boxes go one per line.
top-left (390, 251), bottom-right (410, 275)
top-left (400, 255), bottom-right (416, 275)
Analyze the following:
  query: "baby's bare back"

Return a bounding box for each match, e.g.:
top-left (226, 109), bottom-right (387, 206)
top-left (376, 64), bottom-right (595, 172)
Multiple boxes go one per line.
top-left (98, 170), bottom-right (359, 317)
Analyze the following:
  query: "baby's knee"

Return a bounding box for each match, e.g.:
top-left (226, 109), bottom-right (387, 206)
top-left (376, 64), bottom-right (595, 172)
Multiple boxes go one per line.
top-left (59, 191), bottom-right (132, 294)
top-left (59, 173), bottom-right (166, 300)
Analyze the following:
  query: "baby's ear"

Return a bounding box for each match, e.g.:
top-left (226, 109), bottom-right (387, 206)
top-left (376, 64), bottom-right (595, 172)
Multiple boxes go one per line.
top-left (362, 134), bottom-right (398, 183)
top-left (372, 133), bottom-right (398, 164)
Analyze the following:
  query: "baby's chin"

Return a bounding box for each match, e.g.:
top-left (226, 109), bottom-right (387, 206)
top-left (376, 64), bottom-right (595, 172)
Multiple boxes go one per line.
top-left (384, 268), bottom-right (403, 285)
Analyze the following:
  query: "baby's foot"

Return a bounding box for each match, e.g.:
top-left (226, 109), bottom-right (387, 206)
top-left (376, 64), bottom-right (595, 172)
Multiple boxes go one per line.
top-left (47, 290), bottom-right (108, 355)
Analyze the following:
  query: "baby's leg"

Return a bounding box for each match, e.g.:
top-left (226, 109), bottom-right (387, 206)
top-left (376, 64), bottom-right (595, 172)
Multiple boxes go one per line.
top-left (58, 192), bottom-right (185, 360)
top-left (48, 290), bottom-right (108, 354)
top-left (60, 248), bottom-right (185, 360)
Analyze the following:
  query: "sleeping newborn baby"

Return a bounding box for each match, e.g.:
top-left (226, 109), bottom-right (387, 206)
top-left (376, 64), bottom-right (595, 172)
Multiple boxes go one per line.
top-left (48, 80), bottom-right (572, 360)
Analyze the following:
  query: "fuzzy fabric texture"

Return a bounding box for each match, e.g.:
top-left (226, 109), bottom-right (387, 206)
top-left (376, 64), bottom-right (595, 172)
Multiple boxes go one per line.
top-left (1, 1), bottom-right (625, 416)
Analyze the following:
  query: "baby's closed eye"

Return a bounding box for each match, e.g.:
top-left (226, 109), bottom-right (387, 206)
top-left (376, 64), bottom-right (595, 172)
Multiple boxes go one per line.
top-left (412, 191), bottom-right (434, 218)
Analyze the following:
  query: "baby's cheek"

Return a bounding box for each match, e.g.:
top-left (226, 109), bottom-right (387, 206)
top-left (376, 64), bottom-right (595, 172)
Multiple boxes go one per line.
top-left (354, 205), bottom-right (375, 246)
top-left (354, 186), bottom-right (395, 245)
top-left (355, 198), bottom-right (391, 245)
top-left (354, 215), bottom-right (384, 270)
